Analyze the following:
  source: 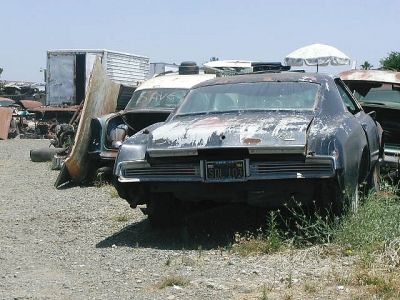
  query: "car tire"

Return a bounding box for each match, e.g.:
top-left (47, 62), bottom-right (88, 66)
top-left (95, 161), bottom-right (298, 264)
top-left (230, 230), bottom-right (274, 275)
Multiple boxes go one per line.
top-left (30, 147), bottom-right (66, 162)
top-left (147, 193), bottom-right (182, 228)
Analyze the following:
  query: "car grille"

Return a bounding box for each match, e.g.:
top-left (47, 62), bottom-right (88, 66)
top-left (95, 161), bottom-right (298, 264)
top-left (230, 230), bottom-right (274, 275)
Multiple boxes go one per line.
top-left (122, 164), bottom-right (201, 180)
top-left (250, 161), bottom-right (334, 178)
top-left (120, 160), bottom-right (334, 182)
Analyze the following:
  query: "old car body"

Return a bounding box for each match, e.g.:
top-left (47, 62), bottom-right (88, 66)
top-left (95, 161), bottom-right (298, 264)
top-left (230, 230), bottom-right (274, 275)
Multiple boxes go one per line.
top-left (340, 69), bottom-right (400, 173)
top-left (88, 67), bottom-right (216, 173)
top-left (113, 72), bottom-right (382, 225)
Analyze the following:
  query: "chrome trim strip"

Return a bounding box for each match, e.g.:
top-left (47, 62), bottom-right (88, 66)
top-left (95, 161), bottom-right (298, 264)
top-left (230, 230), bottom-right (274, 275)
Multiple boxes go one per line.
top-left (248, 145), bottom-right (305, 155)
top-left (147, 149), bottom-right (198, 157)
top-left (147, 145), bottom-right (306, 157)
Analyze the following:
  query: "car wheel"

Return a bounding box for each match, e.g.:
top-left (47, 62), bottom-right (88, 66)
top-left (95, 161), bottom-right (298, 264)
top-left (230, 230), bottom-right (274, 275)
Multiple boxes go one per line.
top-left (147, 193), bottom-right (182, 228)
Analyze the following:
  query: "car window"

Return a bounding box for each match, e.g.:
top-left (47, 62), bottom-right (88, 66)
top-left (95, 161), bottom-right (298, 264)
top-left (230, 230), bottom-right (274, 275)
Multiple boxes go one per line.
top-left (360, 84), bottom-right (400, 104)
top-left (176, 82), bottom-right (320, 115)
top-left (125, 88), bottom-right (188, 109)
top-left (335, 81), bottom-right (359, 114)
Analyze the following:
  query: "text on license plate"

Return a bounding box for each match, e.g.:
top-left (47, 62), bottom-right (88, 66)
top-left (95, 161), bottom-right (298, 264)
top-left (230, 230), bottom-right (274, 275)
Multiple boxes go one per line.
top-left (206, 160), bottom-right (245, 181)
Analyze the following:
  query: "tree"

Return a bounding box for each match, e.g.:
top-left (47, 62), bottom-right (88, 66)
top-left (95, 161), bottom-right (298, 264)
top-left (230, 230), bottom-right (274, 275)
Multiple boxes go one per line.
top-left (380, 51), bottom-right (400, 71)
top-left (0, 67), bottom-right (3, 76)
top-left (360, 61), bottom-right (373, 70)
top-left (210, 57), bottom-right (219, 62)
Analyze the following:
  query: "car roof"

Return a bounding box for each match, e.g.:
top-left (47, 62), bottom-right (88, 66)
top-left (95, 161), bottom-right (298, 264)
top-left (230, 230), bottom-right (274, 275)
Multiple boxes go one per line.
top-left (136, 74), bottom-right (216, 91)
top-left (192, 72), bottom-right (333, 89)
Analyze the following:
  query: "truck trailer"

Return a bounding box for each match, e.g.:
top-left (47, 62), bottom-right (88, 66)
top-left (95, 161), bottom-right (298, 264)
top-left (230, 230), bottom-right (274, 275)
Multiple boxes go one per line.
top-left (46, 49), bottom-right (150, 107)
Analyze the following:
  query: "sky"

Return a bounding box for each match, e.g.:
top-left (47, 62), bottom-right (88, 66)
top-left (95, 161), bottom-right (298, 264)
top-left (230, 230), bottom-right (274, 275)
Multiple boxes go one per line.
top-left (0, 0), bottom-right (399, 82)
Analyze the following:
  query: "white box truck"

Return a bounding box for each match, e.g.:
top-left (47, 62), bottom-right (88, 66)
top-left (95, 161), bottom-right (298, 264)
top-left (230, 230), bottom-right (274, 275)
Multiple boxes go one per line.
top-left (46, 49), bottom-right (149, 106)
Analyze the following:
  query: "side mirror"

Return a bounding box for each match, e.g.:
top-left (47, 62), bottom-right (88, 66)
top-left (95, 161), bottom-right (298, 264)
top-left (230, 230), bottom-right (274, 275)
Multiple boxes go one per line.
top-left (368, 110), bottom-right (377, 120)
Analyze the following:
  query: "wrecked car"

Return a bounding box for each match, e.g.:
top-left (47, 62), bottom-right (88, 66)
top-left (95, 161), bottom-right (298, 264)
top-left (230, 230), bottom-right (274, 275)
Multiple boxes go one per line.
top-left (113, 72), bottom-right (382, 226)
top-left (340, 69), bottom-right (400, 175)
top-left (88, 62), bottom-right (215, 177)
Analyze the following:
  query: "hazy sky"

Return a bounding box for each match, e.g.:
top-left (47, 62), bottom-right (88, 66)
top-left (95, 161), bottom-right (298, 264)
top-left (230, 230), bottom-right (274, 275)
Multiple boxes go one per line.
top-left (1, 0), bottom-right (399, 82)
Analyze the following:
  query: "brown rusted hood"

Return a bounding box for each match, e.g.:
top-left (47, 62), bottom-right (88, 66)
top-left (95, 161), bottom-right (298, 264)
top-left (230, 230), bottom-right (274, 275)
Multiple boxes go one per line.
top-left (147, 111), bottom-right (314, 156)
top-left (19, 100), bottom-right (43, 109)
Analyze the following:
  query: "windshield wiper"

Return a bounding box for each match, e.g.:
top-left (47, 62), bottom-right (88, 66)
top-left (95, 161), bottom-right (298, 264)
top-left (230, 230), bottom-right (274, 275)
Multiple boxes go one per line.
top-left (176, 112), bottom-right (208, 117)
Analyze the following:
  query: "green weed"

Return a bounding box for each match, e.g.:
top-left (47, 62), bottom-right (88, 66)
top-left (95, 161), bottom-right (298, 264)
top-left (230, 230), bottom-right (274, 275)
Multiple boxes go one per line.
top-left (335, 190), bottom-right (400, 258)
top-left (233, 211), bottom-right (284, 256)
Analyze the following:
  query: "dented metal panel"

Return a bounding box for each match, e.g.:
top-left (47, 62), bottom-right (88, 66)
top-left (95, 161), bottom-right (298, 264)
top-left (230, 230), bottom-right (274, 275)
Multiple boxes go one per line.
top-left (57, 57), bottom-right (121, 186)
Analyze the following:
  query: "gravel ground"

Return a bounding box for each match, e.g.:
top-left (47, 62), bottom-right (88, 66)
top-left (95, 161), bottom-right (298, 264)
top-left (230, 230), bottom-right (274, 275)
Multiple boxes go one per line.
top-left (0, 139), bottom-right (360, 299)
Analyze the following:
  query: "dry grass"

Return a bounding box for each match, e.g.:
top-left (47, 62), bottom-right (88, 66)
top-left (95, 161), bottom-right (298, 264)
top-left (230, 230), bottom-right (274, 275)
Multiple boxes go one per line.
top-left (303, 281), bottom-right (318, 294)
top-left (157, 275), bottom-right (189, 289)
top-left (332, 266), bottom-right (400, 299)
top-left (112, 214), bottom-right (129, 222)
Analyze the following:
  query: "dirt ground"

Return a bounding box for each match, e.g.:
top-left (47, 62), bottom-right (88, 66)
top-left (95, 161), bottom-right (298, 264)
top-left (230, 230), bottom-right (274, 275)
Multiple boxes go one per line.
top-left (0, 139), bottom-right (366, 299)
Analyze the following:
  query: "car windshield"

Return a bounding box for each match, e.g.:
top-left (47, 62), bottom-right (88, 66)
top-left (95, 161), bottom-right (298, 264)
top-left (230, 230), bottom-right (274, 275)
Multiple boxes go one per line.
top-left (125, 88), bottom-right (188, 110)
top-left (176, 82), bottom-right (320, 115)
top-left (359, 84), bottom-right (400, 104)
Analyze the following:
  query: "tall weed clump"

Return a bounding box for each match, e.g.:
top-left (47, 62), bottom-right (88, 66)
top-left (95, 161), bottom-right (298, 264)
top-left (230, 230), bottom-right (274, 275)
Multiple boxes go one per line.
top-left (335, 186), bottom-right (400, 260)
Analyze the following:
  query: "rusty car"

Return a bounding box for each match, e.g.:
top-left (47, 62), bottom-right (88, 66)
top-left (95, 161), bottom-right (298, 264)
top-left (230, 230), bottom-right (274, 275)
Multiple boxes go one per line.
top-left (340, 69), bottom-right (400, 176)
top-left (113, 72), bottom-right (382, 226)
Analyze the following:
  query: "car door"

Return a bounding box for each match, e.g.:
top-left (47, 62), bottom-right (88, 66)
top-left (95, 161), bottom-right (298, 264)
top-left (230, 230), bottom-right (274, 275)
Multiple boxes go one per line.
top-left (335, 78), bottom-right (381, 163)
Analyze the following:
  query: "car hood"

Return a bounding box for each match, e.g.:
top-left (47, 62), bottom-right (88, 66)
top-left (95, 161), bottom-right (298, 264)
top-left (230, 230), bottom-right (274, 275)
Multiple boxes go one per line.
top-left (147, 111), bottom-right (314, 156)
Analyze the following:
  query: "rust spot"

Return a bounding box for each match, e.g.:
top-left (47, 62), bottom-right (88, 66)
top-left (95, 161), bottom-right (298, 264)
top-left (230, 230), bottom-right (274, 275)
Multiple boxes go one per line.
top-left (192, 117), bottom-right (222, 127)
top-left (261, 75), bottom-right (273, 81)
top-left (242, 137), bottom-right (261, 145)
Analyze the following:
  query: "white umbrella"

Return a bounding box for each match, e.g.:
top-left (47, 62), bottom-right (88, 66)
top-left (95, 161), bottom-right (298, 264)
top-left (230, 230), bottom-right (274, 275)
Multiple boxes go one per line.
top-left (284, 43), bottom-right (350, 72)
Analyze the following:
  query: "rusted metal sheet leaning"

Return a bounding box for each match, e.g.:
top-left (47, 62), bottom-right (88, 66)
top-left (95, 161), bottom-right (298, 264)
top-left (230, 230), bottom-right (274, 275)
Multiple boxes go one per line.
top-left (0, 107), bottom-right (13, 140)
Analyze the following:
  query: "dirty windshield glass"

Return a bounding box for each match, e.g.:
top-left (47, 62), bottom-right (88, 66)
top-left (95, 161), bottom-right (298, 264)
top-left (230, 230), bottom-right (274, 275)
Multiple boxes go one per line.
top-left (359, 84), bottom-right (400, 105)
top-left (176, 82), bottom-right (320, 115)
top-left (125, 88), bottom-right (188, 109)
